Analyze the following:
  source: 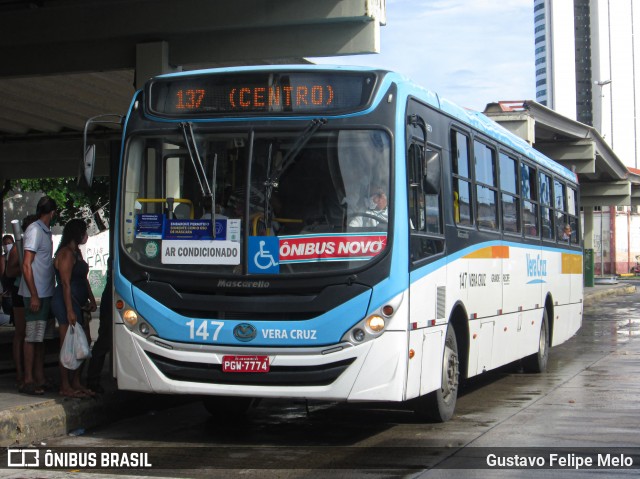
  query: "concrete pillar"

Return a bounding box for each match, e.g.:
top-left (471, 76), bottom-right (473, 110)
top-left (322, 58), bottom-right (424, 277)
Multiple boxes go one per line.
top-left (135, 41), bottom-right (181, 90)
top-left (583, 206), bottom-right (594, 249)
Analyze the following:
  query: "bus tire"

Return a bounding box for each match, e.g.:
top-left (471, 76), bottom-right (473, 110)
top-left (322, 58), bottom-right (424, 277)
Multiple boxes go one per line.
top-left (202, 396), bottom-right (254, 420)
top-left (413, 325), bottom-right (459, 422)
top-left (522, 309), bottom-right (549, 373)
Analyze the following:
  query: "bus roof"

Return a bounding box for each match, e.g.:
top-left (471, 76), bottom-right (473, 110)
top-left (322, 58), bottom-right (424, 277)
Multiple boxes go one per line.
top-left (153, 64), bottom-right (578, 184)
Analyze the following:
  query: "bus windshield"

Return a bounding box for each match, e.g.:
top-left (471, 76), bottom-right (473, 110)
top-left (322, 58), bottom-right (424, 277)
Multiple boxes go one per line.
top-left (121, 126), bottom-right (391, 275)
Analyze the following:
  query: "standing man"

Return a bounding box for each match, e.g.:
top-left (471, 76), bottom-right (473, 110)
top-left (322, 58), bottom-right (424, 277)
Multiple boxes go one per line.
top-left (86, 258), bottom-right (112, 394)
top-left (19, 196), bottom-right (57, 395)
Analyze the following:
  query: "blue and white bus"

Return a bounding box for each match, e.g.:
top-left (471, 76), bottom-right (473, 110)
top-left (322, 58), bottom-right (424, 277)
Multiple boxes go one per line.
top-left (110, 65), bottom-right (583, 421)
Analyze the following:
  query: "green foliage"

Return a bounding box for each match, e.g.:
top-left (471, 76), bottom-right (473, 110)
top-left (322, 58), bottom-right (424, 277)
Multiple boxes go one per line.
top-left (15, 177), bottom-right (110, 230)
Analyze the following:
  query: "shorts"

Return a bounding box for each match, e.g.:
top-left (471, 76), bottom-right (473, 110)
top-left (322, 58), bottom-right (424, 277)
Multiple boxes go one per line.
top-left (51, 294), bottom-right (84, 326)
top-left (24, 297), bottom-right (52, 322)
top-left (25, 319), bottom-right (47, 342)
top-left (12, 291), bottom-right (24, 308)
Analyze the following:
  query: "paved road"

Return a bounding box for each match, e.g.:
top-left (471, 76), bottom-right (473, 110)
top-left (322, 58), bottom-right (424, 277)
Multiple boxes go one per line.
top-left (3, 286), bottom-right (640, 478)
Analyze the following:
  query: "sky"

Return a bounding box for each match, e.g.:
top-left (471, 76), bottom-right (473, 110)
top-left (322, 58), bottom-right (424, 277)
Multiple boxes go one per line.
top-left (311, 0), bottom-right (536, 111)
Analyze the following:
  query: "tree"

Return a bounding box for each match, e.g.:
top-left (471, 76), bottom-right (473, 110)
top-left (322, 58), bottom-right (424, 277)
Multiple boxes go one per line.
top-left (13, 177), bottom-right (110, 231)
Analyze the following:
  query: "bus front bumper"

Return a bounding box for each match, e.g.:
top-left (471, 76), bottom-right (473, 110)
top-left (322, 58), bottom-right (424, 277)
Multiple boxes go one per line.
top-left (114, 323), bottom-right (408, 402)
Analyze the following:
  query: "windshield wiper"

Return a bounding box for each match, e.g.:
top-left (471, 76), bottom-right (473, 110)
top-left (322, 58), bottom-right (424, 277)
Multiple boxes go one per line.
top-left (180, 121), bottom-right (212, 200)
top-left (180, 122), bottom-right (219, 237)
top-left (272, 118), bottom-right (327, 184)
top-left (260, 118), bottom-right (327, 234)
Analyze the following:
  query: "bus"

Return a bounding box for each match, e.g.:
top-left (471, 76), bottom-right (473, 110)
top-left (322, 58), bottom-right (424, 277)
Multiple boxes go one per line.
top-left (102, 65), bottom-right (583, 422)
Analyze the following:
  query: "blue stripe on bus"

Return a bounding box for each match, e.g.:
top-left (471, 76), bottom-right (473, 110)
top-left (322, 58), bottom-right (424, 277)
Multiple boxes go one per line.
top-left (409, 240), bottom-right (583, 285)
top-left (130, 285), bottom-right (372, 347)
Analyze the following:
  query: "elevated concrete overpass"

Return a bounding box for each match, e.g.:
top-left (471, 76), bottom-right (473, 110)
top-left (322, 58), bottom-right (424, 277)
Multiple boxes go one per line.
top-left (0, 0), bottom-right (386, 179)
top-left (484, 100), bottom-right (640, 259)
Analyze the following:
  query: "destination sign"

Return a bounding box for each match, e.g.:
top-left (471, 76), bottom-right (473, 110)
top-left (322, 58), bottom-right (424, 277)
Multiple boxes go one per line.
top-left (146, 71), bottom-right (377, 117)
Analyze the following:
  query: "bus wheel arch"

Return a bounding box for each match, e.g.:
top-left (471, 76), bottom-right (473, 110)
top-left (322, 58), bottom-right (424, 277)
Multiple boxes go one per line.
top-left (544, 294), bottom-right (554, 346)
top-left (522, 304), bottom-right (550, 373)
top-left (412, 305), bottom-right (466, 423)
top-left (448, 303), bottom-right (469, 381)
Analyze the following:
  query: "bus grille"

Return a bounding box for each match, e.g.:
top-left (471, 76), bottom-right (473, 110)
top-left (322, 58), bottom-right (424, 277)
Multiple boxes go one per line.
top-left (145, 351), bottom-right (356, 387)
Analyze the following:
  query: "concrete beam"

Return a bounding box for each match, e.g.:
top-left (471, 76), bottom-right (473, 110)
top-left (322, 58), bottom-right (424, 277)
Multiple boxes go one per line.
top-left (631, 186), bottom-right (640, 207)
top-left (0, 138), bottom-right (111, 179)
top-left (580, 181), bottom-right (631, 197)
top-left (581, 180), bottom-right (631, 207)
top-left (535, 140), bottom-right (596, 174)
top-left (136, 41), bottom-right (180, 90)
top-left (0, 0), bottom-right (385, 78)
top-left (581, 195), bottom-right (630, 207)
top-left (484, 113), bottom-right (535, 144)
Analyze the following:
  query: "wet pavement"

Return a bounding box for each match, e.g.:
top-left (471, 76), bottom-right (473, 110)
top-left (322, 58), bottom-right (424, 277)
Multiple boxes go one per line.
top-left (0, 282), bottom-right (639, 478)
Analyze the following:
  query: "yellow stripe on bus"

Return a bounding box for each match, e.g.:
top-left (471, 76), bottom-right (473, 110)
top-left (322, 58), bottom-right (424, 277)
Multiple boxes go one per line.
top-left (464, 246), bottom-right (510, 259)
top-left (562, 253), bottom-right (583, 274)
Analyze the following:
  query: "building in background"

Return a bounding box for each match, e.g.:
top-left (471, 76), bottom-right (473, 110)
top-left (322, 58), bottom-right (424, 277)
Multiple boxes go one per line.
top-left (534, 0), bottom-right (640, 275)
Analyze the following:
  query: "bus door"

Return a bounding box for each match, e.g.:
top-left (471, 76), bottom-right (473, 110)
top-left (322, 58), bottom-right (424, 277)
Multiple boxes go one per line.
top-left (405, 111), bottom-right (446, 398)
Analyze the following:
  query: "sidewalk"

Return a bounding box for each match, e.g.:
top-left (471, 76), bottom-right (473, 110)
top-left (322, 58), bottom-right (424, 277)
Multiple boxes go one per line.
top-left (0, 283), bottom-right (636, 447)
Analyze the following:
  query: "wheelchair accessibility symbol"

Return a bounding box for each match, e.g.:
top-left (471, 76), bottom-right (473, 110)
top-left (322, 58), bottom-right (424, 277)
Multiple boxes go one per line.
top-left (248, 236), bottom-right (280, 274)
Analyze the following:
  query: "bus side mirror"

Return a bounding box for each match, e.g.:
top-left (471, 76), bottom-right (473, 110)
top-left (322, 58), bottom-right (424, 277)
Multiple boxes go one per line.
top-left (78, 144), bottom-right (96, 188)
top-left (423, 149), bottom-right (441, 194)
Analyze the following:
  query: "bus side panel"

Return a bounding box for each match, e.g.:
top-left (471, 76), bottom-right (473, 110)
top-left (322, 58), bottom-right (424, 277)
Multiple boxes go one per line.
top-left (570, 253), bottom-right (584, 305)
top-left (506, 244), bottom-right (544, 313)
top-left (114, 324), bottom-right (154, 392)
top-left (419, 328), bottom-right (446, 395)
top-left (465, 246), bottom-right (503, 320)
top-left (406, 266), bottom-right (447, 399)
top-left (347, 332), bottom-right (409, 402)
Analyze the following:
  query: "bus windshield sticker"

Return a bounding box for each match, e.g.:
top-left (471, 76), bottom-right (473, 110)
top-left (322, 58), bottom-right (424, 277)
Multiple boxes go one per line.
top-left (135, 214), bottom-right (164, 239)
top-left (161, 240), bottom-right (240, 265)
top-left (278, 233), bottom-right (387, 264)
top-left (248, 236), bottom-right (280, 274)
top-left (163, 219), bottom-right (226, 241)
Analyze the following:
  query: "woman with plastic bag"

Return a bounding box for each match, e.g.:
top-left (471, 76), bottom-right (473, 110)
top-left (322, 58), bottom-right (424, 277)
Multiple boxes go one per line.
top-left (51, 219), bottom-right (97, 398)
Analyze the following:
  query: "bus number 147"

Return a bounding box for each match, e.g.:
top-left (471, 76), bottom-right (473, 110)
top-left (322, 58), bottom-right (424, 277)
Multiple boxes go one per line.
top-left (186, 319), bottom-right (224, 341)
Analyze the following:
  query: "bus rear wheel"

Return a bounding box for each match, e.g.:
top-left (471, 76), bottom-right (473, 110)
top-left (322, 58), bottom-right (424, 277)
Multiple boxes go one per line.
top-left (413, 325), bottom-right (459, 422)
top-left (522, 309), bottom-right (549, 373)
top-left (202, 396), bottom-right (255, 420)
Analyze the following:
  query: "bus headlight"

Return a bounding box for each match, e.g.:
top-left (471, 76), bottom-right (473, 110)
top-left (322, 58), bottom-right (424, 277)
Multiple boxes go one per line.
top-left (123, 309), bottom-right (138, 326)
top-left (353, 328), bottom-right (365, 342)
top-left (366, 315), bottom-right (386, 332)
top-left (340, 292), bottom-right (405, 346)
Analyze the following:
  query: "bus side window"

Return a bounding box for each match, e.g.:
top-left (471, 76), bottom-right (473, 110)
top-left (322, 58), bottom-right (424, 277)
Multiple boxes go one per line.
top-left (451, 130), bottom-right (473, 226)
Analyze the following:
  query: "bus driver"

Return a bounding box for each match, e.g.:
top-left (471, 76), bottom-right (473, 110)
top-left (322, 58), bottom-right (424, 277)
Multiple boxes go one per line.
top-left (349, 186), bottom-right (388, 227)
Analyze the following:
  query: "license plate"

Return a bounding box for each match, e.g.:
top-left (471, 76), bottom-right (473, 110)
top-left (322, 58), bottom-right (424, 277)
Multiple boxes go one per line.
top-left (222, 355), bottom-right (270, 373)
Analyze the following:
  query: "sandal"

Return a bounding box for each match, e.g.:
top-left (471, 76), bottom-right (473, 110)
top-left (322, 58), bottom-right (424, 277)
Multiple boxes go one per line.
top-left (37, 380), bottom-right (57, 392)
top-left (59, 389), bottom-right (89, 399)
top-left (22, 383), bottom-right (45, 396)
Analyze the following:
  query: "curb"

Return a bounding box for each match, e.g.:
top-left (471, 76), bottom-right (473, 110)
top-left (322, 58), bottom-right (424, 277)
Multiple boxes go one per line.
top-left (583, 284), bottom-right (636, 307)
top-left (0, 393), bottom-right (117, 447)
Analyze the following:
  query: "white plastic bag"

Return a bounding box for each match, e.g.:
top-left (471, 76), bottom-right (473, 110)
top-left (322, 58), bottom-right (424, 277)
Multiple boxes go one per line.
top-left (60, 324), bottom-right (90, 370)
top-left (60, 325), bottom-right (82, 370)
top-left (74, 324), bottom-right (91, 360)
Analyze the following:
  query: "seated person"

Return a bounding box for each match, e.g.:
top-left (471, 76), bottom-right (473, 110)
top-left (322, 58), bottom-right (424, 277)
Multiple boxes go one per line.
top-left (349, 186), bottom-right (388, 227)
top-left (561, 224), bottom-right (572, 241)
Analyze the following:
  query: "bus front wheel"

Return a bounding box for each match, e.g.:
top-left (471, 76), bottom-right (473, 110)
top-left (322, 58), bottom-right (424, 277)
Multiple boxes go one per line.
top-left (522, 309), bottom-right (549, 373)
top-left (412, 325), bottom-right (459, 422)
